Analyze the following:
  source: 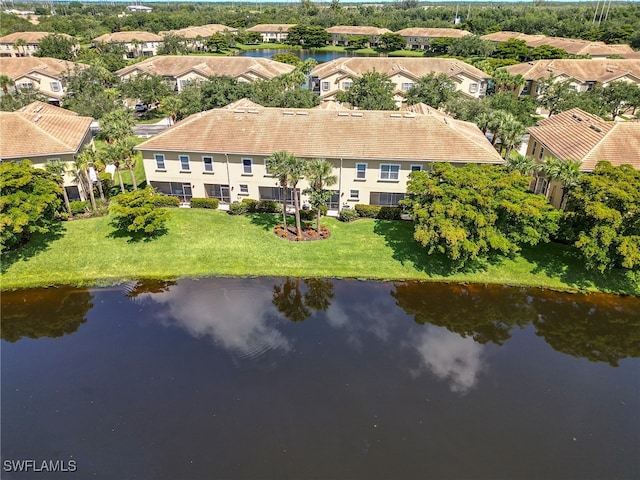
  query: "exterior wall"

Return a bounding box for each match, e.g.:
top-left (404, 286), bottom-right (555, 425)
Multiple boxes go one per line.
top-left (525, 135), bottom-right (563, 208)
top-left (330, 33), bottom-right (381, 48)
top-left (142, 149), bottom-right (444, 208)
top-left (401, 36), bottom-right (431, 50)
top-left (258, 31), bottom-right (289, 43)
top-left (13, 72), bottom-right (65, 99)
top-left (0, 41), bottom-right (40, 57)
top-left (175, 71), bottom-right (208, 91)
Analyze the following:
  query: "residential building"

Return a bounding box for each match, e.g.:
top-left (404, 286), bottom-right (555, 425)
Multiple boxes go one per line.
top-left (0, 57), bottom-right (87, 104)
top-left (0, 31), bottom-right (77, 58)
top-left (160, 24), bottom-right (238, 51)
top-left (481, 31), bottom-right (634, 58)
top-left (526, 108), bottom-right (640, 207)
top-left (309, 57), bottom-right (490, 104)
top-left (92, 31), bottom-right (163, 58)
top-left (126, 5), bottom-right (153, 13)
top-left (394, 28), bottom-right (471, 50)
top-left (117, 56), bottom-right (295, 92)
top-left (326, 26), bottom-right (391, 48)
top-left (0, 101), bottom-right (94, 200)
top-left (246, 24), bottom-right (296, 43)
top-left (506, 59), bottom-right (640, 97)
top-left (135, 99), bottom-right (503, 208)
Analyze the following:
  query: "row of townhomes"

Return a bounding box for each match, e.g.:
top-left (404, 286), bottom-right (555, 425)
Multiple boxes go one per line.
top-left (159, 24), bottom-right (239, 52)
top-left (133, 99), bottom-right (504, 208)
top-left (0, 31), bottom-right (78, 58)
top-left (0, 101), bottom-right (94, 201)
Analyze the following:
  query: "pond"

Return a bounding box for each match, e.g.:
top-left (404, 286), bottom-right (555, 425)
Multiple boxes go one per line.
top-left (2, 278), bottom-right (639, 479)
top-left (236, 48), bottom-right (383, 63)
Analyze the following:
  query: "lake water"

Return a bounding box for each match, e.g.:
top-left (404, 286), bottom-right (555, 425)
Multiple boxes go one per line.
top-left (236, 48), bottom-right (383, 63)
top-left (2, 278), bottom-right (639, 479)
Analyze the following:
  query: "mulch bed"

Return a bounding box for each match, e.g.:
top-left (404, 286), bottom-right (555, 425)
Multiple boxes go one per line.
top-left (274, 225), bottom-right (331, 241)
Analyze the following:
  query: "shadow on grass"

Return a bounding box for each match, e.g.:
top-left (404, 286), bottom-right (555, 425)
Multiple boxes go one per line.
top-left (107, 225), bottom-right (168, 243)
top-left (519, 243), bottom-right (640, 295)
top-left (1, 222), bottom-right (66, 274)
top-left (248, 213), bottom-right (296, 232)
top-left (372, 220), bottom-right (492, 277)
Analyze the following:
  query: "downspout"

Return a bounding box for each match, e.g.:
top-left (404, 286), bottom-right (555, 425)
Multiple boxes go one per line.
top-left (225, 153), bottom-right (231, 202)
top-left (338, 158), bottom-right (343, 213)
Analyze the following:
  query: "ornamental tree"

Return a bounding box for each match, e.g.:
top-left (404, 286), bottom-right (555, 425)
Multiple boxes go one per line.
top-left (405, 73), bottom-right (458, 109)
top-left (401, 163), bottom-right (560, 268)
top-left (335, 71), bottom-right (396, 110)
top-left (110, 187), bottom-right (170, 237)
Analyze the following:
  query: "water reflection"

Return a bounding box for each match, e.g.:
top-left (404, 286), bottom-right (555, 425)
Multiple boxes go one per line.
top-left (1, 288), bottom-right (93, 342)
top-left (134, 278), bottom-right (291, 359)
top-left (272, 277), bottom-right (334, 322)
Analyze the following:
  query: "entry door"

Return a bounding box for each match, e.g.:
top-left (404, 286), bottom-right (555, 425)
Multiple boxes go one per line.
top-left (220, 185), bottom-right (230, 203)
top-left (182, 183), bottom-right (192, 203)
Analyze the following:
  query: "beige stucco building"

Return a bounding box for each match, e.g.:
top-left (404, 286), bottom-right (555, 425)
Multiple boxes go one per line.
top-left (309, 57), bottom-right (490, 104)
top-left (135, 100), bottom-right (503, 208)
top-left (0, 31), bottom-right (77, 58)
top-left (246, 24), bottom-right (296, 43)
top-left (0, 57), bottom-right (87, 104)
top-left (92, 31), bottom-right (163, 58)
top-left (159, 24), bottom-right (238, 51)
top-left (0, 101), bottom-right (94, 200)
top-left (116, 56), bottom-right (295, 92)
top-left (326, 26), bottom-right (391, 48)
top-left (394, 28), bottom-right (471, 50)
top-left (526, 108), bottom-right (640, 208)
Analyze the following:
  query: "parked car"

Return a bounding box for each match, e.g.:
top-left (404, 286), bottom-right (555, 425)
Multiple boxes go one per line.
top-left (134, 103), bottom-right (147, 112)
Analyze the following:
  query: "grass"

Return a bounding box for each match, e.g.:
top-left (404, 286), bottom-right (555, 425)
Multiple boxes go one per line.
top-left (94, 139), bottom-right (147, 188)
top-left (2, 209), bottom-right (638, 295)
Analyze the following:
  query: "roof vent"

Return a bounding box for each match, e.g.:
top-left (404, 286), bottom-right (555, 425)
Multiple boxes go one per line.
top-left (34, 114), bottom-right (42, 122)
top-left (296, 111), bottom-right (308, 115)
top-left (233, 109), bottom-right (245, 113)
top-left (283, 111), bottom-right (294, 115)
top-left (606, 67), bottom-right (614, 73)
top-left (589, 124), bottom-right (602, 133)
top-left (247, 109), bottom-right (260, 114)
top-left (351, 113), bottom-right (363, 117)
top-left (403, 113), bottom-right (416, 118)
top-left (337, 112), bottom-right (349, 117)
top-left (389, 113), bottom-right (402, 118)
top-left (572, 113), bottom-right (583, 121)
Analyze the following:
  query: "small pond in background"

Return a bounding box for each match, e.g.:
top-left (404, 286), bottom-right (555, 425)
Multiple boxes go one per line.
top-left (236, 48), bottom-right (383, 63)
top-left (1, 277), bottom-right (639, 479)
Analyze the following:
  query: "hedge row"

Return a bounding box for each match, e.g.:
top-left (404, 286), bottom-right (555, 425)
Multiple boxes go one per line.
top-left (190, 197), bottom-right (219, 209)
top-left (354, 204), bottom-right (402, 220)
top-left (150, 195), bottom-right (181, 208)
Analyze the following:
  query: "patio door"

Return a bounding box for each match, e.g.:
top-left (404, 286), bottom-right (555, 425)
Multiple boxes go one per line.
top-left (220, 185), bottom-right (230, 203)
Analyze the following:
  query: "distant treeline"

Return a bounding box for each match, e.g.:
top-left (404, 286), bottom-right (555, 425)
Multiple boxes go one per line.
top-left (2, 2), bottom-right (639, 47)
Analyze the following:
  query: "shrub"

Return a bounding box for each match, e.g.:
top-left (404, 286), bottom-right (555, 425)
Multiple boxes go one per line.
top-left (339, 209), bottom-right (359, 222)
top-left (355, 204), bottom-right (381, 218)
top-left (190, 197), bottom-right (219, 209)
top-left (355, 204), bottom-right (402, 220)
top-left (256, 200), bottom-right (282, 213)
top-left (228, 202), bottom-right (250, 215)
top-left (241, 198), bottom-right (258, 213)
top-left (110, 187), bottom-right (170, 236)
top-left (98, 172), bottom-right (113, 198)
top-left (150, 195), bottom-right (180, 208)
top-left (299, 209), bottom-right (314, 221)
top-left (70, 200), bottom-right (90, 215)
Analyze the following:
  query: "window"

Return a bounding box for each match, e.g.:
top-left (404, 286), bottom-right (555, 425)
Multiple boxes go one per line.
top-left (19, 82), bottom-right (33, 89)
top-left (469, 83), bottom-right (479, 94)
top-left (355, 163), bottom-right (367, 180)
top-left (380, 164), bottom-right (400, 181)
top-left (531, 141), bottom-right (537, 156)
top-left (370, 192), bottom-right (405, 206)
top-left (239, 184), bottom-right (249, 195)
top-left (349, 189), bottom-right (359, 200)
top-left (154, 154), bottom-right (166, 170)
top-left (179, 155), bottom-right (190, 172)
top-left (205, 183), bottom-right (230, 203)
top-left (264, 159), bottom-right (273, 176)
top-left (242, 158), bottom-right (253, 175)
top-left (586, 81), bottom-right (595, 92)
top-left (50, 81), bottom-right (61, 92)
top-left (402, 82), bottom-right (413, 91)
top-left (538, 147), bottom-right (544, 160)
top-left (321, 81), bottom-right (329, 91)
top-left (344, 81), bottom-right (353, 90)
top-left (410, 164), bottom-right (422, 172)
top-left (202, 156), bottom-right (213, 173)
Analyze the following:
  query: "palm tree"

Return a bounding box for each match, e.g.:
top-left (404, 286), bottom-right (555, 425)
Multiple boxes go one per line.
top-left (104, 142), bottom-right (126, 193)
top-left (304, 158), bottom-right (337, 231)
top-left (14, 38), bottom-right (27, 57)
top-left (100, 109), bottom-right (135, 144)
top-left (505, 152), bottom-right (540, 190)
top-left (488, 110), bottom-right (508, 147)
top-left (287, 155), bottom-right (307, 240)
top-left (159, 95), bottom-right (182, 125)
top-left (0, 75), bottom-right (13, 95)
top-left (45, 159), bottom-right (72, 216)
top-left (73, 150), bottom-right (97, 212)
top-left (266, 150), bottom-right (293, 230)
top-left (491, 69), bottom-right (526, 97)
top-left (500, 118), bottom-right (526, 158)
top-left (541, 157), bottom-right (582, 208)
top-left (120, 137), bottom-right (138, 190)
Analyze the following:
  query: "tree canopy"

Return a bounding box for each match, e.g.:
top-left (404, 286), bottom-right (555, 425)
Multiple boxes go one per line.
top-left (402, 163), bottom-right (560, 268)
top-left (335, 71), bottom-right (396, 110)
top-left (405, 73), bottom-right (458, 109)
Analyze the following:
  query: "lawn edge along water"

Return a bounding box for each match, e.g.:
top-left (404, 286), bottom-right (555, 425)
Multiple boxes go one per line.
top-left (1, 209), bottom-right (638, 296)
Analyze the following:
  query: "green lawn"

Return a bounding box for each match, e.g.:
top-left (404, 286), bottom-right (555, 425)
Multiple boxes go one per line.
top-left (2, 209), bottom-right (638, 294)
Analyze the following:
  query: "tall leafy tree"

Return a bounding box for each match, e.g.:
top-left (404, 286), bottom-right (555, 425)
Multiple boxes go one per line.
top-left (120, 73), bottom-right (172, 108)
top-left (405, 73), bottom-right (458, 108)
top-left (536, 75), bottom-right (576, 117)
top-left (335, 71), bottom-right (396, 110)
top-left (401, 163), bottom-right (560, 268)
top-left (377, 32), bottom-right (406, 51)
top-left (304, 158), bottom-right (337, 231)
top-left (560, 162), bottom-right (640, 273)
top-left (286, 24), bottom-right (329, 48)
top-left (0, 160), bottom-right (63, 252)
top-left (34, 34), bottom-right (76, 60)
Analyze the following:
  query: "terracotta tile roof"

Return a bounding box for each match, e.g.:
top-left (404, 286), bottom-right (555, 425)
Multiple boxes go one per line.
top-left (528, 108), bottom-right (640, 171)
top-left (313, 101), bottom-right (351, 111)
top-left (505, 59), bottom-right (640, 83)
top-left (0, 57), bottom-right (87, 80)
top-left (246, 24), bottom-right (296, 33)
top-left (481, 31), bottom-right (633, 56)
top-left (160, 24), bottom-right (237, 39)
top-left (0, 31), bottom-right (74, 44)
top-left (394, 28), bottom-right (471, 38)
top-left (0, 103), bottom-right (92, 159)
top-left (93, 31), bottom-right (163, 43)
top-left (136, 103), bottom-right (503, 164)
top-left (310, 57), bottom-right (489, 81)
top-left (116, 55), bottom-right (295, 80)
top-left (326, 26), bottom-right (392, 36)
